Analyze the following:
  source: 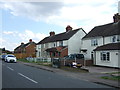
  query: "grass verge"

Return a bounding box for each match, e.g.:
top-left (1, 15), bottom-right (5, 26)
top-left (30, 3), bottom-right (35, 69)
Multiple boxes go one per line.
top-left (101, 76), bottom-right (120, 81)
top-left (18, 58), bottom-right (52, 66)
top-left (101, 71), bottom-right (120, 81)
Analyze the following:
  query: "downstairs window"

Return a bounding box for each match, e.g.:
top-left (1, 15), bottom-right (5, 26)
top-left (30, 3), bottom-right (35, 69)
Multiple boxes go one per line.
top-left (100, 52), bottom-right (110, 61)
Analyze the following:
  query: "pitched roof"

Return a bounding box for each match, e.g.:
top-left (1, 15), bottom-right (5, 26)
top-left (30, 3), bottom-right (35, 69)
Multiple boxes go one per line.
top-left (37, 28), bottom-right (83, 44)
top-left (45, 46), bottom-right (67, 52)
top-left (14, 44), bottom-right (25, 50)
top-left (83, 21), bottom-right (120, 39)
top-left (14, 42), bottom-right (36, 50)
top-left (94, 43), bottom-right (120, 51)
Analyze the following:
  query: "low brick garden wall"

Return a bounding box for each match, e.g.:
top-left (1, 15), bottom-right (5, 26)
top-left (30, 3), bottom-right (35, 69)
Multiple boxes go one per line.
top-left (60, 59), bottom-right (93, 66)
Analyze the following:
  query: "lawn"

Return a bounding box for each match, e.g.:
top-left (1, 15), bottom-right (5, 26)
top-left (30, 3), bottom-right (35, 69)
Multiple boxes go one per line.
top-left (101, 72), bottom-right (120, 81)
top-left (101, 76), bottom-right (120, 81)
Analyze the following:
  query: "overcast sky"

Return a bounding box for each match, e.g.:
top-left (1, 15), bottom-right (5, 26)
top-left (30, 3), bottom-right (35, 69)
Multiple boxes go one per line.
top-left (0, 0), bottom-right (119, 51)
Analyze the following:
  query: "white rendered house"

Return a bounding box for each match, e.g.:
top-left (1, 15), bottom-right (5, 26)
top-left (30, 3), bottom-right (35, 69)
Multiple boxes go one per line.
top-left (36, 25), bottom-right (86, 59)
top-left (81, 13), bottom-right (120, 68)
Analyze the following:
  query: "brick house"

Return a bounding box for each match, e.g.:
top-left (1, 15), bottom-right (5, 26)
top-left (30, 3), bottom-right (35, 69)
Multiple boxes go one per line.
top-left (14, 39), bottom-right (36, 59)
top-left (36, 25), bottom-right (86, 59)
top-left (81, 13), bottom-right (120, 68)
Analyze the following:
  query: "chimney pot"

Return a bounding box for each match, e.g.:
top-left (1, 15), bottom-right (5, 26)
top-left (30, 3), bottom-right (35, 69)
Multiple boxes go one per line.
top-left (29, 39), bottom-right (32, 42)
top-left (49, 31), bottom-right (55, 36)
top-left (21, 42), bottom-right (24, 45)
top-left (113, 13), bottom-right (120, 23)
top-left (66, 25), bottom-right (72, 32)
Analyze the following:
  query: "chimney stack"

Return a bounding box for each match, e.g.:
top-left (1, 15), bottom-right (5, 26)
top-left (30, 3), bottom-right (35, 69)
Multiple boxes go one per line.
top-left (66, 25), bottom-right (72, 32)
top-left (113, 13), bottom-right (120, 23)
top-left (49, 31), bottom-right (55, 36)
top-left (21, 42), bottom-right (24, 45)
top-left (29, 39), bottom-right (32, 42)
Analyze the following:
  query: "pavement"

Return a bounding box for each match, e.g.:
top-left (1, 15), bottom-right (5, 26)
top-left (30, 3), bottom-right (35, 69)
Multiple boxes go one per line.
top-left (18, 61), bottom-right (120, 89)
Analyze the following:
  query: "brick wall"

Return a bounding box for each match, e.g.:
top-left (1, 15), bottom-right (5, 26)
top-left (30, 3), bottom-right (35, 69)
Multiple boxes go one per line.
top-left (25, 43), bottom-right (36, 57)
top-left (60, 48), bottom-right (68, 57)
top-left (14, 43), bottom-right (36, 59)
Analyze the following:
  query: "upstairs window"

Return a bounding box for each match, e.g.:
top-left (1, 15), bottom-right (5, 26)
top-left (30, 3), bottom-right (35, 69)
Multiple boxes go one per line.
top-left (111, 35), bottom-right (120, 43)
top-left (117, 35), bottom-right (120, 42)
top-left (51, 42), bottom-right (56, 47)
top-left (91, 39), bottom-right (98, 46)
top-left (59, 41), bottom-right (63, 46)
top-left (54, 42), bottom-right (56, 47)
top-left (112, 36), bottom-right (116, 43)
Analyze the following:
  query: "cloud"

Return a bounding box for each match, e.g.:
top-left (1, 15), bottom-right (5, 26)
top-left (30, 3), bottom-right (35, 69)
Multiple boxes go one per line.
top-left (2, 30), bottom-right (47, 51)
top-left (47, 0), bottom-right (118, 32)
top-left (1, 2), bottom-right (64, 21)
top-left (18, 30), bottom-right (47, 42)
top-left (3, 31), bottom-right (14, 35)
top-left (1, 0), bottom-right (118, 32)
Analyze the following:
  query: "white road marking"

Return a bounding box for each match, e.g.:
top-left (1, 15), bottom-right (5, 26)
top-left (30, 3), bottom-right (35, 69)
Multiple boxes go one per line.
top-left (7, 66), bottom-right (14, 71)
top-left (18, 73), bottom-right (38, 84)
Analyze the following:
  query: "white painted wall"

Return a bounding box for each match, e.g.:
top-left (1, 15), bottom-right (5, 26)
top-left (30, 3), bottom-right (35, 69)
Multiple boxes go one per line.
top-left (68, 29), bottom-right (86, 55)
top-left (104, 36), bottom-right (111, 44)
top-left (63, 40), bottom-right (68, 46)
top-left (36, 45), bottom-right (41, 57)
top-left (36, 40), bottom-right (68, 58)
top-left (81, 37), bottom-right (103, 60)
top-left (95, 50), bottom-right (120, 68)
top-left (81, 36), bottom-right (117, 60)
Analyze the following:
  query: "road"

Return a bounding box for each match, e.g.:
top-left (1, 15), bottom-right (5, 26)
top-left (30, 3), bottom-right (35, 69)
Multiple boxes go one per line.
top-left (1, 60), bottom-right (115, 88)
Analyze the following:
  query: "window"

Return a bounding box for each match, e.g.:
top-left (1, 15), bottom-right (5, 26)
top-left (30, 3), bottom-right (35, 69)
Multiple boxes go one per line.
top-left (39, 52), bottom-right (41, 57)
top-left (117, 35), bottom-right (120, 42)
top-left (45, 43), bottom-right (48, 48)
top-left (91, 39), bottom-right (98, 46)
top-left (52, 53), bottom-right (56, 57)
top-left (54, 43), bottom-right (56, 47)
top-left (43, 44), bottom-right (45, 48)
top-left (91, 52), bottom-right (94, 60)
top-left (112, 36), bottom-right (116, 43)
top-left (101, 52), bottom-right (110, 61)
top-left (59, 41), bottom-right (63, 46)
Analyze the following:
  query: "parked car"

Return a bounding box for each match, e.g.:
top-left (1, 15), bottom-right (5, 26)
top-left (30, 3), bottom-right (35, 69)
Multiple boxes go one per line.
top-left (64, 54), bottom-right (84, 60)
top-left (5, 54), bottom-right (17, 63)
top-left (2, 55), bottom-right (7, 60)
top-left (63, 54), bottom-right (84, 67)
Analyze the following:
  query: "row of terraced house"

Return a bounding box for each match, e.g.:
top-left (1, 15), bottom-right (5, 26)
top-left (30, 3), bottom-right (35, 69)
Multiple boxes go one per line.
top-left (14, 13), bottom-right (120, 68)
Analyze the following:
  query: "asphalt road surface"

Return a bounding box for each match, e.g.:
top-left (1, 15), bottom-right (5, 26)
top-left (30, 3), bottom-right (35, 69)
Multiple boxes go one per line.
top-left (1, 60), bottom-right (115, 88)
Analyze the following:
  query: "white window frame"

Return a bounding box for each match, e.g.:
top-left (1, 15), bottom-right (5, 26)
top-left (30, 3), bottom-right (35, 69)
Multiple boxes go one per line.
top-left (91, 39), bottom-right (98, 46)
top-left (111, 36), bottom-right (116, 43)
top-left (117, 35), bottom-right (120, 42)
top-left (59, 41), bottom-right (63, 46)
top-left (100, 51), bottom-right (110, 62)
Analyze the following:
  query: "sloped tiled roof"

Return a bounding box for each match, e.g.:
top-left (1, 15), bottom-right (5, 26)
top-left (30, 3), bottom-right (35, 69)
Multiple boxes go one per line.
top-left (94, 43), bottom-right (120, 51)
top-left (37, 28), bottom-right (84, 44)
top-left (45, 46), bottom-right (67, 52)
top-left (14, 42), bottom-right (36, 50)
top-left (83, 21), bottom-right (120, 39)
top-left (14, 44), bottom-right (25, 50)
